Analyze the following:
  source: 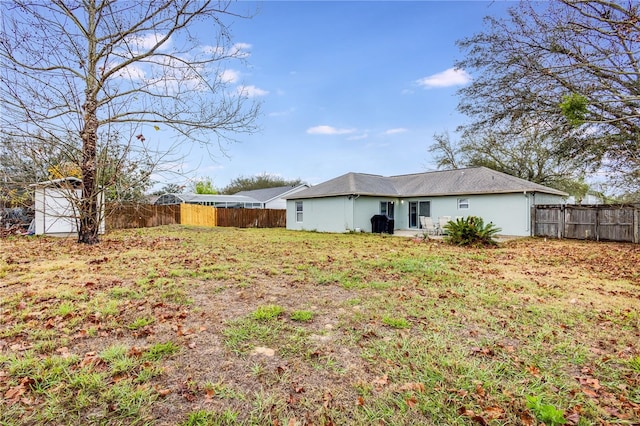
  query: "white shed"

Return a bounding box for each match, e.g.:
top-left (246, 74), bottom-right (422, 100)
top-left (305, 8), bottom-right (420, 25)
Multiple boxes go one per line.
top-left (30, 177), bottom-right (105, 236)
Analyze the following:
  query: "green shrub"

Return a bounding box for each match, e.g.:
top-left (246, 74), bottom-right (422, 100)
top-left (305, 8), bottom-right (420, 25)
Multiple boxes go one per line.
top-left (443, 216), bottom-right (501, 247)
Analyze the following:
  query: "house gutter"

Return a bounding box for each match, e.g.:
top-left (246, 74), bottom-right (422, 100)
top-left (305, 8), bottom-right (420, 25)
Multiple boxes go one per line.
top-left (524, 191), bottom-right (534, 233)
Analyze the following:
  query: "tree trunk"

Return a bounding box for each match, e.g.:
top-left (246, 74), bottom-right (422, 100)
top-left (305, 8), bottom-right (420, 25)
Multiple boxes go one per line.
top-left (79, 99), bottom-right (99, 245)
top-left (79, 3), bottom-right (99, 245)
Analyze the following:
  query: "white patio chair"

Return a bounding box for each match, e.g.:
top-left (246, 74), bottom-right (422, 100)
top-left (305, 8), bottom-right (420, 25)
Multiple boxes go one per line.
top-left (438, 216), bottom-right (452, 234)
top-left (419, 216), bottom-right (438, 235)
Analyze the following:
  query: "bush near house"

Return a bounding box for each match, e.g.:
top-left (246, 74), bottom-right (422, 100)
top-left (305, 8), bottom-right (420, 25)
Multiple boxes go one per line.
top-left (443, 215), bottom-right (501, 247)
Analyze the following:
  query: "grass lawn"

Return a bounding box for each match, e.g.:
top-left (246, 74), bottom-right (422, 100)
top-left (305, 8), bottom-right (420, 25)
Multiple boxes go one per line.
top-left (0, 226), bottom-right (639, 425)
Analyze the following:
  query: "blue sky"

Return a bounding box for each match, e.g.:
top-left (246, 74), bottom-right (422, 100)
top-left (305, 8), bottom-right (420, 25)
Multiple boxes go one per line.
top-left (172, 1), bottom-right (512, 190)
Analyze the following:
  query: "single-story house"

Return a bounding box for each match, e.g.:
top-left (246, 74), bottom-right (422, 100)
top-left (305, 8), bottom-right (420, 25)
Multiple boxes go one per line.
top-left (30, 177), bottom-right (105, 236)
top-left (234, 184), bottom-right (309, 209)
top-left (285, 167), bottom-right (568, 236)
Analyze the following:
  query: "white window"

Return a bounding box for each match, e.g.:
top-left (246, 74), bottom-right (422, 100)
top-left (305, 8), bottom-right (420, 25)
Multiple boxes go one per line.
top-left (295, 201), bottom-right (303, 222)
top-left (458, 198), bottom-right (469, 209)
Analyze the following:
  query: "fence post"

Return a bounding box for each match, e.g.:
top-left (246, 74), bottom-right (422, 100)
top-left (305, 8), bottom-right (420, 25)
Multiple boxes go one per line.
top-left (559, 205), bottom-right (565, 239)
top-left (530, 206), bottom-right (535, 237)
top-left (634, 207), bottom-right (639, 244)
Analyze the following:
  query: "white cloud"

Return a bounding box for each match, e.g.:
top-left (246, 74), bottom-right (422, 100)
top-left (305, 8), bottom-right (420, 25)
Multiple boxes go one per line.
top-left (384, 128), bottom-right (408, 135)
top-left (268, 107), bottom-right (295, 117)
top-left (307, 125), bottom-right (356, 135)
top-left (417, 68), bottom-right (471, 88)
top-left (220, 69), bottom-right (240, 83)
top-left (237, 85), bottom-right (269, 97)
top-left (347, 133), bottom-right (369, 141)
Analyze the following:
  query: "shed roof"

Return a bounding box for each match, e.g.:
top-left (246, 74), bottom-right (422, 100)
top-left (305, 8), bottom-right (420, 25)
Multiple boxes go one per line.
top-left (29, 177), bottom-right (83, 188)
top-left (286, 167), bottom-right (568, 200)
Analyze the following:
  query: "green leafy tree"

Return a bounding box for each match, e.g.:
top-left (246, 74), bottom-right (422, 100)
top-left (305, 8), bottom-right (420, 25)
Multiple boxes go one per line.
top-left (1, 1), bottom-right (259, 243)
top-left (221, 173), bottom-right (304, 194)
top-left (151, 183), bottom-right (186, 196)
top-left (456, 0), bottom-right (640, 193)
top-left (193, 178), bottom-right (218, 195)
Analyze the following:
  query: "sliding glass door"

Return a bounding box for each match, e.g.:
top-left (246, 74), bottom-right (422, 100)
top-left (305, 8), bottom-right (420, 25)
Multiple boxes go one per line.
top-left (409, 201), bottom-right (431, 228)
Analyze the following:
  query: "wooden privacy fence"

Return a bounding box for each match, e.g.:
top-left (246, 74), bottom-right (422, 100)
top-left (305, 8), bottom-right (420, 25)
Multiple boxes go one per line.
top-left (107, 203), bottom-right (285, 230)
top-left (532, 204), bottom-right (640, 243)
top-left (216, 207), bottom-right (286, 228)
top-left (180, 204), bottom-right (217, 227)
top-left (106, 204), bottom-right (180, 230)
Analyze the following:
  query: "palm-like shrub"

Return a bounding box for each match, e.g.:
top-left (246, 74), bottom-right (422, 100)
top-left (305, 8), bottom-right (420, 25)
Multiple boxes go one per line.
top-left (443, 216), bottom-right (501, 247)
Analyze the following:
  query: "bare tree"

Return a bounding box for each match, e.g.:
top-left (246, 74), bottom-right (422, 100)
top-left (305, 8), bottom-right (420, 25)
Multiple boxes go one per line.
top-left (427, 131), bottom-right (462, 170)
top-left (456, 0), bottom-right (639, 192)
top-left (0, 1), bottom-right (259, 243)
top-left (428, 123), bottom-right (592, 198)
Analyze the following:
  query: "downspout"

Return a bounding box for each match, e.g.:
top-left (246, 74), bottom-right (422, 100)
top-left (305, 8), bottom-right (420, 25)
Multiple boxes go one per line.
top-left (524, 191), bottom-right (529, 234)
top-left (42, 186), bottom-right (46, 234)
top-left (351, 194), bottom-right (359, 231)
top-left (525, 191), bottom-right (535, 234)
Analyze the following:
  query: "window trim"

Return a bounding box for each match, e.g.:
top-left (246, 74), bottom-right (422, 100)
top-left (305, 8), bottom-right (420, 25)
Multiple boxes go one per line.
top-left (295, 201), bottom-right (303, 222)
top-left (457, 198), bottom-right (470, 210)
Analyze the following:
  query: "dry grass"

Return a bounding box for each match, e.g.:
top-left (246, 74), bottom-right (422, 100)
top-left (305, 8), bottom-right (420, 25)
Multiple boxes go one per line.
top-left (1, 226), bottom-right (639, 425)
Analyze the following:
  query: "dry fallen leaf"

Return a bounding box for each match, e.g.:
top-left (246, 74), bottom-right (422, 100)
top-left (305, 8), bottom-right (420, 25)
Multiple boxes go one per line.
top-left (157, 388), bottom-right (171, 397)
top-left (397, 382), bottom-right (426, 392)
top-left (372, 374), bottom-right (388, 390)
top-left (482, 406), bottom-right (504, 419)
top-left (4, 384), bottom-right (26, 402)
top-left (406, 396), bottom-right (418, 408)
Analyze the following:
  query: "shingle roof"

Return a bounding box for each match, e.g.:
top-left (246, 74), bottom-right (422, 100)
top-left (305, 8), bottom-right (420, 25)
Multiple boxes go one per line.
top-left (234, 185), bottom-right (309, 203)
top-left (285, 173), bottom-right (399, 199)
top-left (286, 167), bottom-right (568, 200)
top-left (30, 177), bottom-right (83, 188)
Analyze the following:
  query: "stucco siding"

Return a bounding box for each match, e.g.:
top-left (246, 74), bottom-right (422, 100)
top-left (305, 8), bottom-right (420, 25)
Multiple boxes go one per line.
top-left (352, 196), bottom-right (398, 232)
top-left (456, 193), bottom-right (529, 236)
top-left (286, 197), bottom-right (355, 232)
top-left (287, 192), bottom-right (565, 236)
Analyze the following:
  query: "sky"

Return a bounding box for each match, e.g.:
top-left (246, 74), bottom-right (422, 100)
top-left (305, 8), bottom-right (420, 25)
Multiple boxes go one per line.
top-left (162, 1), bottom-right (513, 190)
